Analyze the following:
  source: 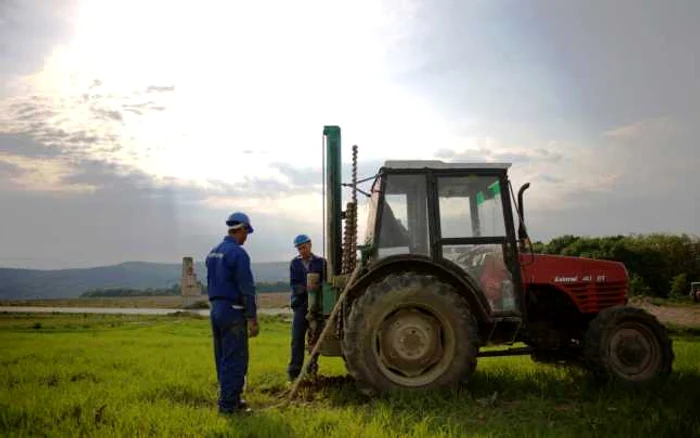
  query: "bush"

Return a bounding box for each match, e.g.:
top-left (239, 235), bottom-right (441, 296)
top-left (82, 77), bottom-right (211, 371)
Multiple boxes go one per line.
top-left (669, 273), bottom-right (689, 299)
top-left (629, 274), bottom-right (652, 297)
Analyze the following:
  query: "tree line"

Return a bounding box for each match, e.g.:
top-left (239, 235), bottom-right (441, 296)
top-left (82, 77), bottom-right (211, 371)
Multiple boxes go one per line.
top-left (531, 233), bottom-right (700, 298)
top-left (80, 281), bottom-right (290, 298)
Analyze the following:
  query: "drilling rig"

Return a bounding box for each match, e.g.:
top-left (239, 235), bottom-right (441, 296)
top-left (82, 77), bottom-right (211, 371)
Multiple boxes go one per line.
top-left (303, 125), bottom-right (674, 396)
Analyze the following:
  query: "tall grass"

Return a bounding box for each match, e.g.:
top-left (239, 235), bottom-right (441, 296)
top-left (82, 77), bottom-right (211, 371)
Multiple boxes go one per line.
top-left (1, 312), bottom-right (699, 437)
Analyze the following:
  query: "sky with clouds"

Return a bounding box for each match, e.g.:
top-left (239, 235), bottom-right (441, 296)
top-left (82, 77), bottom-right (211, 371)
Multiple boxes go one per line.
top-left (1, 0), bottom-right (698, 269)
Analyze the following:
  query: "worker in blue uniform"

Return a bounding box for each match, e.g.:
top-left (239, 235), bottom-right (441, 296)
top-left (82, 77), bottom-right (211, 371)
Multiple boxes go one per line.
top-left (206, 211), bottom-right (259, 414)
top-left (287, 234), bottom-right (327, 382)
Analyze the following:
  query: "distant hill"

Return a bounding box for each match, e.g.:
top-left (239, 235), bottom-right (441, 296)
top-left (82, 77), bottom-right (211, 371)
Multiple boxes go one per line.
top-left (0, 261), bottom-right (289, 299)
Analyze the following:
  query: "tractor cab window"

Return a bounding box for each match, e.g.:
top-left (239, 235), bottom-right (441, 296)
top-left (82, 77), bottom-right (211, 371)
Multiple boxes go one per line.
top-left (438, 176), bottom-right (506, 238)
top-left (437, 175), bottom-right (515, 313)
top-left (375, 174), bottom-right (430, 258)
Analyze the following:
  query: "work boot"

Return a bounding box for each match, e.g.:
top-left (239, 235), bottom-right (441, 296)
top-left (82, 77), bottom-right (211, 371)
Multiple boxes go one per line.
top-left (219, 405), bottom-right (252, 415)
top-left (218, 399), bottom-right (251, 415)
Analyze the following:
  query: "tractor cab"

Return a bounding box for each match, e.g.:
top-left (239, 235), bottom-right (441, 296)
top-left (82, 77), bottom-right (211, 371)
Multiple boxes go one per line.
top-left (361, 160), bottom-right (525, 316)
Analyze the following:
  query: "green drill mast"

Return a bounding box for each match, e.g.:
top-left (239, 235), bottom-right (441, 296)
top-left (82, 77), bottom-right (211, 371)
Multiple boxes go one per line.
top-left (323, 125), bottom-right (343, 280)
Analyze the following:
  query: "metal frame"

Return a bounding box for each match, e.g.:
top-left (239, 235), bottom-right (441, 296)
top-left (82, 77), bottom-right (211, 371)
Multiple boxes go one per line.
top-left (369, 165), bottom-right (526, 319)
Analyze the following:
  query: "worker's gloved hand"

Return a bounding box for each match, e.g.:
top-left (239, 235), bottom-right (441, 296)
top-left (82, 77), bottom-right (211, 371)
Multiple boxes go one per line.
top-left (307, 318), bottom-right (317, 334)
top-left (247, 318), bottom-right (259, 337)
top-left (305, 310), bottom-right (316, 323)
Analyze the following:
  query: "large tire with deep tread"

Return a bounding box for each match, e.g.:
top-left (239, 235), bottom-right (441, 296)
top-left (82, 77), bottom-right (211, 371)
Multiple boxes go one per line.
top-left (583, 305), bottom-right (674, 386)
top-left (342, 271), bottom-right (480, 395)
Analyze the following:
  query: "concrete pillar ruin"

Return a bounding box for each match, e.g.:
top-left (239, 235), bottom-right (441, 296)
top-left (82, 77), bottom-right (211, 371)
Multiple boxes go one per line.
top-left (180, 256), bottom-right (203, 307)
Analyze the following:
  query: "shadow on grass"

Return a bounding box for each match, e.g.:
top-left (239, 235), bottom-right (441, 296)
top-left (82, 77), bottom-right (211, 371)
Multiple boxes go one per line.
top-left (290, 375), bottom-right (370, 406)
top-left (255, 374), bottom-right (370, 408)
top-left (207, 412), bottom-right (296, 438)
top-left (257, 366), bottom-right (700, 437)
top-left (261, 366), bottom-right (700, 402)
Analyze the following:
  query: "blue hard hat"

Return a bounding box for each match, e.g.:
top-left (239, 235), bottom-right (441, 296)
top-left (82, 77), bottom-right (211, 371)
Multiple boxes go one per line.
top-left (226, 212), bottom-right (254, 233)
top-left (294, 234), bottom-right (311, 247)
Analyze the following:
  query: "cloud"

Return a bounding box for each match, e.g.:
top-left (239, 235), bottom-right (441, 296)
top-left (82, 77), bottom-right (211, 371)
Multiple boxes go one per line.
top-left (0, 125), bottom-right (379, 268)
top-left (0, 80), bottom-right (174, 172)
top-left (0, 132), bottom-right (62, 158)
top-left (0, 151), bottom-right (328, 268)
top-left (0, 156), bottom-right (96, 194)
top-left (0, 161), bottom-right (22, 178)
top-left (389, 0), bottom-right (700, 144)
top-left (0, 0), bottom-right (80, 82)
top-left (517, 112), bottom-right (700, 241)
top-left (271, 158), bottom-right (385, 189)
top-left (537, 174), bottom-right (563, 184)
top-left (613, 115), bottom-right (680, 137)
top-left (0, 128), bottom-right (390, 268)
top-left (92, 108), bottom-right (123, 122)
top-left (435, 139), bottom-right (563, 165)
top-left (425, 110), bottom-right (699, 245)
top-left (146, 85), bottom-right (175, 93)
top-left (530, 1), bottom-right (700, 127)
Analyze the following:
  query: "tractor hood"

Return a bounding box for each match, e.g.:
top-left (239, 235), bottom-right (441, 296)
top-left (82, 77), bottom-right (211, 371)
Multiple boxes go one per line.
top-left (519, 253), bottom-right (628, 287)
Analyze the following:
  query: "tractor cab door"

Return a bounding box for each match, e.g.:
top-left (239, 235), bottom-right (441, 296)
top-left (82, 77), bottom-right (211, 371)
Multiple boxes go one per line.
top-left (432, 172), bottom-right (523, 316)
top-left (370, 173), bottom-right (431, 258)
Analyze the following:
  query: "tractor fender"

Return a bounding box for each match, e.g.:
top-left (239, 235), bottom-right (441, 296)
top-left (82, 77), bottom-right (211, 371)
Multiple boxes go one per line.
top-left (348, 254), bottom-right (492, 323)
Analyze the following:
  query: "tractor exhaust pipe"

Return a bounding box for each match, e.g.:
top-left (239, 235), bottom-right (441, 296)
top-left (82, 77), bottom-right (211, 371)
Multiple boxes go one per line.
top-left (516, 182), bottom-right (530, 242)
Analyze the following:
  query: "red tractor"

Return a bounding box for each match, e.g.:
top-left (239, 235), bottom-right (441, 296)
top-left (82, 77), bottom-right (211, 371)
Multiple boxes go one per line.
top-left (306, 126), bottom-right (674, 395)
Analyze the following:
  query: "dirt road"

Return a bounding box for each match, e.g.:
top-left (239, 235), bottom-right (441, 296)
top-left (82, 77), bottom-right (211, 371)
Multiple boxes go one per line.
top-left (632, 299), bottom-right (700, 328)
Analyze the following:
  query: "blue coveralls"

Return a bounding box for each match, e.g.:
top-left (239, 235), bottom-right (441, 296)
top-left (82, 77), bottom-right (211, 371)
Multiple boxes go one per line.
top-left (287, 253), bottom-right (326, 380)
top-left (205, 236), bottom-right (257, 413)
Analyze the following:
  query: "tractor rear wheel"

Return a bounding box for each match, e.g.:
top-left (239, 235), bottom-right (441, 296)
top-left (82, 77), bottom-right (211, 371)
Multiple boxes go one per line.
top-left (583, 305), bottom-right (673, 385)
top-left (342, 271), bottom-right (480, 395)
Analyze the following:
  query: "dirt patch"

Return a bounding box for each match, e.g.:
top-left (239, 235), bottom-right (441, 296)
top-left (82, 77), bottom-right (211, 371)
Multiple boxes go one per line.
top-left (631, 299), bottom-right (700, 328)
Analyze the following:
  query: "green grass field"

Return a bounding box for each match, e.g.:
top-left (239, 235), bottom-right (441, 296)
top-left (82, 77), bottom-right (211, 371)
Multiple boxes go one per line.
top-left (1, 312), bottom-right (699, 438)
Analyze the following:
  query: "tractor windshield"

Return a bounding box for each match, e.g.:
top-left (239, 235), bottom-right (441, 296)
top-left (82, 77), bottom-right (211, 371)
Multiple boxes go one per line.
top-left (437, 174), bottom-right (516, 313)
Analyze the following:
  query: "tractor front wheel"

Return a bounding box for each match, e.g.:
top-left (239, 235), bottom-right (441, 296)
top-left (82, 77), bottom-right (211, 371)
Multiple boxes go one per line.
top-left (342, 271), bottom-right (480, 395)
top-left (583, 305), bottom-right (674, 386)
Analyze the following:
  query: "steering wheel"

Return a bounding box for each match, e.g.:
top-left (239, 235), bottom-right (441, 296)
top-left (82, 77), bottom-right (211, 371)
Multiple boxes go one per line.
top-left (454, 245), bottom-right (493, 268)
